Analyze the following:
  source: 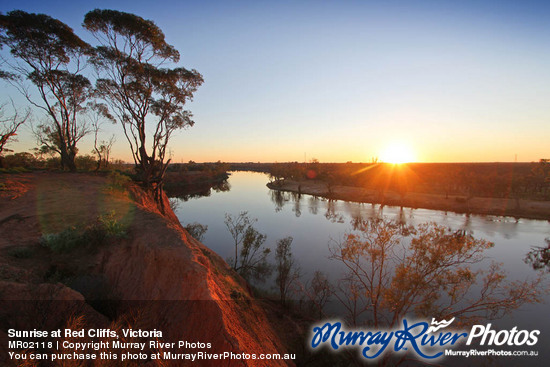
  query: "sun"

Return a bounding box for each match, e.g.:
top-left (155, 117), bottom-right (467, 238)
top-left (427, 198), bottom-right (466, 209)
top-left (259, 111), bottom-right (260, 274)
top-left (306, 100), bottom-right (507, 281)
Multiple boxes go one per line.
top-left (380, 143), bottom-right (416, 164)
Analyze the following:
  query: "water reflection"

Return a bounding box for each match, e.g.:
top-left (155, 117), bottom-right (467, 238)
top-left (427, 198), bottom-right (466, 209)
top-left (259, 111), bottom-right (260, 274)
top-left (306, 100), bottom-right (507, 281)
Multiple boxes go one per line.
top-left (269, 190), bottom-right (305, 217)
top-left (324, 200), bottom-right (344, 223)
top-left (266, 185), bottom-right (533, 244)
top-left (308, 195), bottom-right (319, 215)
top-left (331, 219), bottom-right (540, 324)
top-left (269, 189), bottom-right (287, 212)
top-left (525, 238), bottom-right (550, 272)
top-left (165, 180), bottom-right (230, 201)
top-left (291, 192), bottom-right (302, 217)
top-left (172, 171), bottom-right (550, 365)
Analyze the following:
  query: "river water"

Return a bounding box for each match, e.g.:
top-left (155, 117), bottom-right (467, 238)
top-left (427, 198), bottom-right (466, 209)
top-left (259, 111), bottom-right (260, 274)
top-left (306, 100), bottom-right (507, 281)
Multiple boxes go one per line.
top-left (171, 171), bottom-right (550, 365)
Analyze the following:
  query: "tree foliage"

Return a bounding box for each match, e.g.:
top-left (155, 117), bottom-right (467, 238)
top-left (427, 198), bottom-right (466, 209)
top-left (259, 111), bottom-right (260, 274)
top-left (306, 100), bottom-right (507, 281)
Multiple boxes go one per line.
top-left (184, 222), bottom-right (208, 242)
top-left (330, 219), bottom-right (544, 329)
top-left (0, 102), bottom-right (29, 167)
top-left (306, 271), bottom-right (333, 318)
top-left (83, 9), bottom-right (203, 199)
top-left (275, 236), bottom-right (300, 306)
top-left (525, 238), bottom-right (550, 273)
top-left (0, 10), bottom-right (92, 171)
top-left (224, 211), bottom-right (271, 281)
top-left (87, 102), bottom-right (116, 170)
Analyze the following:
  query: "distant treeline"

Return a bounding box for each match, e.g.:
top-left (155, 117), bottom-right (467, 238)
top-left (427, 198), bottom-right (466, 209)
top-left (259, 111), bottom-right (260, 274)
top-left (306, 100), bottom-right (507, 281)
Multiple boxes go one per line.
top-left (0, 151), bottom-right (127, 172)
top-left (233, 161), bottom-right (550, 200)
top-left (166, 161), bottom-right (230, 179)
top-left (163, 161), bottom-right (230, 198)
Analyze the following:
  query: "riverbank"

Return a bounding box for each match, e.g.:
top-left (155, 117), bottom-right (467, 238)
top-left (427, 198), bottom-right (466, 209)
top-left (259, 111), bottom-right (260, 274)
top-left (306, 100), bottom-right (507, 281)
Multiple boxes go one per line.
top-left (0, 172), bottom-right (289, 366)
top-left (267, 179), bottom-right (550, 220)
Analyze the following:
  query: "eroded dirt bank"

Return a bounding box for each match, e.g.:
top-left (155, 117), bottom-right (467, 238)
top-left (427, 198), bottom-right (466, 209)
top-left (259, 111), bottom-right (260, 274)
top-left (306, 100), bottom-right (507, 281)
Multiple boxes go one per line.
top-left (0, 172), bottom-right (290, 366)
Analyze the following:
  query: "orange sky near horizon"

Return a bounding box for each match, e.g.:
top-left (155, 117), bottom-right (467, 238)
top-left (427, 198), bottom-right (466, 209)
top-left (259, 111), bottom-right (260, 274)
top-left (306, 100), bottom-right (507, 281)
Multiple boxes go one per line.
top-left (2, 1), bottom-right (550, 164)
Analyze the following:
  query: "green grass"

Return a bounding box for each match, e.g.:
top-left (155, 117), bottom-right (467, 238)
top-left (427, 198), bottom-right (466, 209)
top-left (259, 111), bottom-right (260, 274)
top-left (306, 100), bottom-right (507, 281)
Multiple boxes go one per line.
top-left (0, 167), bottom-right (30, 174)
top-left (7, 246), bottom-right (33, 259)
top-left (40, 211), bottom-right (127, 253)
top-left (107, 170), bottom-right (132, 191)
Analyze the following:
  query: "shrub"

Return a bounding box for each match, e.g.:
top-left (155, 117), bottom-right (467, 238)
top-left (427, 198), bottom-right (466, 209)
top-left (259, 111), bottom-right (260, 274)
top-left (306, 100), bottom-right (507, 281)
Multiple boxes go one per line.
top-left (7, 246), bottom-right (33, 259)
top-left (41, 226), bottom-right (84, 252)
top-left (2, 152), bottom-right (37, 169)
top-left (185, 222), bottom-right (208, 241)
top-left (75, 154), bottom-right (97, 171)
top-left (0, 166), bottom-right (29, 174)
top-left (107, 170), bottom-right (132, 191)
top-left (97, 210), bottom-right (127, 238)
top-left (40, 211), bottom-right (127, 253)
top-left (225, 212), bottom-right (272, 282)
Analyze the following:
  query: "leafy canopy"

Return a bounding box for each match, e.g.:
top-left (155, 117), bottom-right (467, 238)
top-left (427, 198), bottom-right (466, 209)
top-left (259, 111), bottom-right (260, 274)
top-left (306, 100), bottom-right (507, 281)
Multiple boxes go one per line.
top-left (0, 10), bottom-right (93, 171)
top-left (83, 9), bottom-right (203, 189)
top-left (83, 9), bottom-right (178, 62)
top-left (0, 10), bottom-right (90, 65)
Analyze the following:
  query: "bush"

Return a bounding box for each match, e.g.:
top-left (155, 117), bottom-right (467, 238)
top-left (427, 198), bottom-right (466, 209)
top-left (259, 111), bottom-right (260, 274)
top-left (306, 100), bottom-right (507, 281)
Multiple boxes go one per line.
top-left (7, 246), bottom-right (33, 259)
top-left (40, 211), bottom-right (127, 253)
top-left (185, 222), bottom-right (208, 241)
top-left (2, 152), bottom-right (37, 169)
top-left (41, 226), bottom-right (84, 252)
top-left (44, 157), bottom-right (61, 170)
top-left (0, 167), bottom-right (29, 174)
top-left (107, 170), bottom-right (132, 191)
top-left (75, 154), bottom-right (97, 171)
top-left (97, 210), bottom-right (127, 237)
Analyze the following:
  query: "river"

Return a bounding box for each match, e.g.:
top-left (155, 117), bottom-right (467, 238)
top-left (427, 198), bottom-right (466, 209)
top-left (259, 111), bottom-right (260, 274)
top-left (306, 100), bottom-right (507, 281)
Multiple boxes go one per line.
top-left (171, 171), bottom-right (550, 365)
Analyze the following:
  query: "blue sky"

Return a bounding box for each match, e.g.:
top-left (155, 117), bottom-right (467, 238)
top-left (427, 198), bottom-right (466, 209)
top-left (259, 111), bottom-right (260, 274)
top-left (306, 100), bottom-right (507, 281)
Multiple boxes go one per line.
top-left (2, 0), bottom-right (550, 162)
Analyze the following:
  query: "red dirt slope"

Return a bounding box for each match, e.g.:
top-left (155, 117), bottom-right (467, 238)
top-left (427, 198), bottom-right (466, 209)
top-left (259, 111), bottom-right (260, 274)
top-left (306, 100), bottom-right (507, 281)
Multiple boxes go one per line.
top-left (0, 172), bottom-right (290, 366)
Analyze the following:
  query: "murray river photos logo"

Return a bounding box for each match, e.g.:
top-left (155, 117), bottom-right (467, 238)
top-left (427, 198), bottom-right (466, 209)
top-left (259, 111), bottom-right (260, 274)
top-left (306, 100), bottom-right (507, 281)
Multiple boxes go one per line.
top-left (310, 318), bottom-right (540, 360)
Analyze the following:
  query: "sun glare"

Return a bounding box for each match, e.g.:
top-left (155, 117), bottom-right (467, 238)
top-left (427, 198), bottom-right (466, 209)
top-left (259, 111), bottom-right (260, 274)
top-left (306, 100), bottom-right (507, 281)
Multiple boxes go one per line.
top-left (380, 143), bottom-right (416, 164)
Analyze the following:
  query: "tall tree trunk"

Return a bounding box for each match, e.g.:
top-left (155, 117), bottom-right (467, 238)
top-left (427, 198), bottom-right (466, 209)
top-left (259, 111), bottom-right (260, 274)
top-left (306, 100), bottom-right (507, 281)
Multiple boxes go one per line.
top-left (60, 148), bottom-right (77, 172)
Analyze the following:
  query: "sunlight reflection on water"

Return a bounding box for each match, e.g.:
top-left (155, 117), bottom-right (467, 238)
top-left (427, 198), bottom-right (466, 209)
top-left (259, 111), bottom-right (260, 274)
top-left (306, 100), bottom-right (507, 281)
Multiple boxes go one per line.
top-left (172, 171), bottom-right (550, 366)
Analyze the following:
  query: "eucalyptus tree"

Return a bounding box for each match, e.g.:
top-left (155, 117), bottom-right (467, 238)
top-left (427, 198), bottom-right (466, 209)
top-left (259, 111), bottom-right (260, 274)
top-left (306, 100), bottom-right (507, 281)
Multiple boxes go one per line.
top-left (224, 212), bottom-right (272, 281)
top-left (0, 10), bottom-right (92, 171)
top-left (330, 219), bottom-right (543, 328)
top-left (83, 9), bottom-right (203, 202)
top-left (0, 102), bottom-right (29, 167)
top-left (275, 236), bottom-right (300, 306)
top-left (87, 101), bottom-right (116, 170)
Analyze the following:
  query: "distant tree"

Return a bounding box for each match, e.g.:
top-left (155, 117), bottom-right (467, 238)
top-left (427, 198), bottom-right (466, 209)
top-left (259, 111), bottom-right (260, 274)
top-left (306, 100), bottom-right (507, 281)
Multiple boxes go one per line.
top-left (0, 102), bottom-right (29, 167)
top-left (275, 236), bottom-right (300, 306)
top-left (87, 102), bottom-right (116, 170)
top-left (84, 9), bottom-right (203, 203)
top-left (239, 226), bottom-right (272, 281)
top-left (391, 167), bottom-right (411, 207)
top-left (0, 10), bottom-right (93, 171)
top-left (74, 154), bottom-right (96, 171)
top-left (324, 171), bottom-right (336, 197)
top-left (225, 211), bottom-right (253, 270)
top-left (2, 151), bottom-right (36, 169)
top-left (304, 270), bottom-right (333, 318)
top-left (224, 211), bottom-right (271, 281)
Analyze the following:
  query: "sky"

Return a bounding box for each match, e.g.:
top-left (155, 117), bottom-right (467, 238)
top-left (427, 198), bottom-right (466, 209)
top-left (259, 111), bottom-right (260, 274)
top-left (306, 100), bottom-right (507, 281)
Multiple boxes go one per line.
top-left (1, 0), bottom-right (550, 163)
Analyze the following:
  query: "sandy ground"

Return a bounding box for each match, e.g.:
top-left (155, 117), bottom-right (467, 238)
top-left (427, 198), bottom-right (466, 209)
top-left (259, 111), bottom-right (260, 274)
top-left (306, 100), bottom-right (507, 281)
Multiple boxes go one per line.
top-left (268, 179), bottom-right (550, 221)
top-left (0, 172), bottom-right (135, 248)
